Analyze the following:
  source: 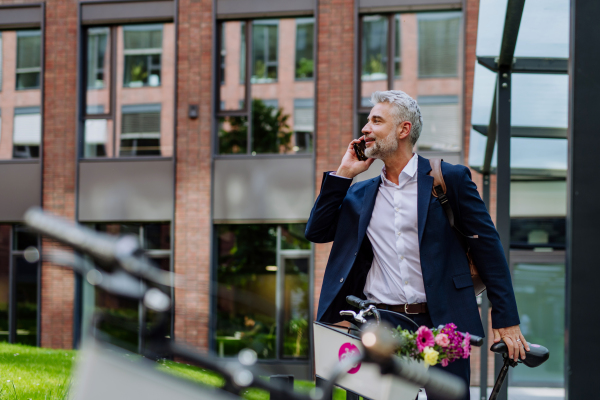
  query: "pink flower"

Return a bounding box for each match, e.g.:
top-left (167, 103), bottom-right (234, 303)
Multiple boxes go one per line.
top-left (435, 333), bottom-right (450, 348)
top-left (441, 358), bottom-right (449, 367)
top-left (462, 333), bottom-right (471, 358)
top-left (416, 326), bottom-right (435, 352)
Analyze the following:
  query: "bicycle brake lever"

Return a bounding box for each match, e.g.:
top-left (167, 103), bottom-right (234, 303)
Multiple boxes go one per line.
top-left (340, 310), bottom-right (367, 324)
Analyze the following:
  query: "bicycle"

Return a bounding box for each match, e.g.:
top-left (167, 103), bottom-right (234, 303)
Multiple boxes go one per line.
top-left (24, 208), bottom-right (469, 400)
top-left (317, 295), bottom-right (550, 400)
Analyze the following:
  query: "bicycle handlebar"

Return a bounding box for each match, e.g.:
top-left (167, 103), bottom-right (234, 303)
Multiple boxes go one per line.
top-left (346, 295), bottom-right (483, 347)
top-left (24, 208), bottom-right (172, 287)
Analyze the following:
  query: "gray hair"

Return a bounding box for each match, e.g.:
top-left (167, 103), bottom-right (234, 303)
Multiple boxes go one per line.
top-left (370, 90), bottom-right (423, 146)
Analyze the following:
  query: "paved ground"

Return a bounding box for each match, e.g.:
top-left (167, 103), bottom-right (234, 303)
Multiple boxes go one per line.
top-left (417, 387), bottom-right (564, 399)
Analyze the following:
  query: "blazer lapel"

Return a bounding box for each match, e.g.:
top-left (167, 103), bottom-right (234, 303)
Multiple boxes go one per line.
top-left (357, 176), bottom-right (381, 246)
top-left (417, 155), bottom-right (433, 246)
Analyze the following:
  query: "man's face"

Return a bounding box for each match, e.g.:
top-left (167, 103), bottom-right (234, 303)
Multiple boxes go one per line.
top-left (362, 102), bottom-right (399, 160)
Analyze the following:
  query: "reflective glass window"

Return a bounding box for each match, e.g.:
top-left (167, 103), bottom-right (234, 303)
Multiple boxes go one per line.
top-left (216, 17), bottom-right (314, 155)
top-left (417, 12), bottom-right (461, 78)
top-left (295, 18), bottom-right (314, 80)
top-left (81, 223), bottom-right (171, 352)
top-left (0, 30), bottom-right (43, 160)
top-left (215, 224), bottom-right (311, 359)
top-left (16, 30), bottom-right (41, 90)
top-left (0, 225), bottom-right (9, 343)
top-left (81, 23), bottom-right (174, 158)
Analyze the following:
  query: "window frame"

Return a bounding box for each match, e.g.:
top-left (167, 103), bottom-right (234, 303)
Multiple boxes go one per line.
top-left (15, 29), bottom-right (42, 91)
top-left (77, 2), bottom-right (176, 161)
top-left (1, 224), bottom-right (41, 347)
top-left (214, 16), bottom-right (317, 158)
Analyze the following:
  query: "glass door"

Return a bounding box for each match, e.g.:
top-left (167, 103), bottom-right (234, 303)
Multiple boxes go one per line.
top-left (278, 253), bottom-right (311, 359)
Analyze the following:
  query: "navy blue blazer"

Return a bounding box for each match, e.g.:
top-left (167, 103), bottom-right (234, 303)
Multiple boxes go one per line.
top-left (305, 155), bottom-right (520, 337)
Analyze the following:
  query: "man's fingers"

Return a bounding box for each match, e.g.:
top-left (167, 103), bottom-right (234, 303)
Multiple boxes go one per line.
top-left (517, 337), bottom-right (527, 360)
top-left (493, 329), bottom-right (501, 343)
top-left (503, 336), bottom-right (515, 359)
top-left (521, 334), bottom-right (530, 352)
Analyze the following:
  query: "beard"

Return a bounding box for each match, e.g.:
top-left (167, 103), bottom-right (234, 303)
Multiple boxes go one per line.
top-left (364, 130), bottom-right (399, 160)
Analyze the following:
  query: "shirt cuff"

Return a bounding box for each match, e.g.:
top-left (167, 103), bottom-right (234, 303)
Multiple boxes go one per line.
top-left (329, 171), bottom-right (352, 180)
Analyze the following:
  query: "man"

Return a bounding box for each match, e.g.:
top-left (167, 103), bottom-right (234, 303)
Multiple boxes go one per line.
top-left (305, 90), bottom-right (528, 398)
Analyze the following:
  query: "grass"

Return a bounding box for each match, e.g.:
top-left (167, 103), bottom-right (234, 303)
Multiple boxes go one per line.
top-left (0, 343), bottom-right (345, 400)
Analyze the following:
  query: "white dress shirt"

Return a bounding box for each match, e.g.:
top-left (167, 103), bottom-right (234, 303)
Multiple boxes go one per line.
top-left (362, 154), bottom-right (426, 305)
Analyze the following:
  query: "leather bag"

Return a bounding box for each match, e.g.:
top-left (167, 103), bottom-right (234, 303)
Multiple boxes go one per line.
top-left (428, 159), bottom-right (486, 296)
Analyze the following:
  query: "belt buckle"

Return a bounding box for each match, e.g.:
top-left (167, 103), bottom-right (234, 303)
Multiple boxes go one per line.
top-left (404, 303), bottom-right (418, 315)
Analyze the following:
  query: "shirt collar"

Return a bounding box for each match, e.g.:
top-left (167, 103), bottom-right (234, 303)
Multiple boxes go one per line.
top-left (380, 153), bottom-right (418, 188)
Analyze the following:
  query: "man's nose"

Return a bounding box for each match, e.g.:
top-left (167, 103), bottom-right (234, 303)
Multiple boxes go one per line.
top-left (361, 124), bottom-right (371, 134)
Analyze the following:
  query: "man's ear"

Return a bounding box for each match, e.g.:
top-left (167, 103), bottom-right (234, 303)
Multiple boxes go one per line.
top-left (397, 121), bottom-right (412, 140)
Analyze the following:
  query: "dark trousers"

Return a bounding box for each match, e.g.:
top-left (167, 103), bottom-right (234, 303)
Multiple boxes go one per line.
top-left (378, 310), bottom-right (471, 400)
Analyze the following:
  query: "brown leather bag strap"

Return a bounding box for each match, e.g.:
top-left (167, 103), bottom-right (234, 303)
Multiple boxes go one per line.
top-left (428, 159), bottom-right (455, 228)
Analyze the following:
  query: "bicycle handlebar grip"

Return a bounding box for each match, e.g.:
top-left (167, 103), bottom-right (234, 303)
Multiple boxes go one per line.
top-left (346, 295), bottom-right (364, 309)
top-left (24, 208), bottom-right (118, 264)
top-left (421, 367), bottom-right (466, 400)
top-left (469, 334), bottom-right (484, 347)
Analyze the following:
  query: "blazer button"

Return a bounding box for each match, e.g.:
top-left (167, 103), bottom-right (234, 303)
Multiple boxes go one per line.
top-left (340, 278), bottom-right (344, 283)
top-left (354, 252), bottom-right (357, 256)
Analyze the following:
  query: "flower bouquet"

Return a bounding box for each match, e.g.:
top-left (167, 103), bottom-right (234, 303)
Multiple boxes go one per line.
top-left (393, 323), bottom-right (471, 367)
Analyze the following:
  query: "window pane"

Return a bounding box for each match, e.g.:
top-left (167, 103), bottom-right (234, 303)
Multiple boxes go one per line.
top-left (13, 225), bottom-right (37, 251)
top-left (84, 119), bottom-right (113, 158)
top-left (280, 224), bottom-right (310, 250)
top-left (119, 104), bottom-right (161, 156)
top-left (512, 262), bottom-right (565, 386)
top-left (16, 30), bottom-right (41, 90)
top-left (418, 12), bottom-right (461, 78)
top-left (282, 257), bottom-right (309, 359)
top-left (216, 225), bottom-right (277, 359)
top-left (0, 226), bottom-right (9, 343)
top-left (251, 98), bottom-right (293, 154)
top-left (417, 96), bottom-right (461, 151)
top-left (87, 28), bottom-right (111, 115)
top-left (123, 25), bottom-right (162, 88)
top-left (511, 218), bottom-right (565, 249)
top-left (295, 18), bottom-right (314, 79)
top-left (361, 15), bottom-right (388, 104)
top-left (143, 223), bottom-right (170, 250)
top-left (394, 15), bottom-right (401, 78)
top-left (251, 21), bottom-right (278, 83)
top-left (219, 21), bottom-right (246, 111)
top-left (14, 255), bottom-right (38, 346)
top-left (218, 115), bottom-right (248, 154)
top-left (13, 107), bottom-right (41, 159)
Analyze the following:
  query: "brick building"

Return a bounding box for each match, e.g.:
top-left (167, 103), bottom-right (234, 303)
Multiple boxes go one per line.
top-left (0, 0), bottom-right (567, 388)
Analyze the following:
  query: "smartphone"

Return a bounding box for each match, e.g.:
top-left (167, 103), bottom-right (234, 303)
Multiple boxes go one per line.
top-left (353, 138), bottom-right (368, 162)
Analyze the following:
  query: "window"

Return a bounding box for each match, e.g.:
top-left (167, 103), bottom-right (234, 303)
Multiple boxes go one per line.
top-left (216, 18), bottom-right (315, 155)
top-left (0, 29), bottom-right (43, 160)
top-left (295, 18), bottom-right (314, 79)
top-left (0, 225), bottom-right (40, 346)
top-left (357, 11), bottom-right (463, 153)
top-left (13, 107), bottom-right (41, 158)
top-left (80, 223), bottom-right (171, 352)
top-left (120, 104), bottom-right (161, 156)
top-left (123, 25), bottom-right (163, 88)
top-left (16, 30), bottom-right (41, 90)
top-left (87, 28), bottom-right (109, 89)
top-left (418, 12), bottom-right (461, 78)
top-left (511, 218), bottom-right (565, 250)
top-left (81, 23), bottom-right (174, 158)
top-left (417, 96), bottom-right (461, 151)
top-left (215, 224), bottom-right (311, 359)
top-left (251, 20), bottom-right (278, 83)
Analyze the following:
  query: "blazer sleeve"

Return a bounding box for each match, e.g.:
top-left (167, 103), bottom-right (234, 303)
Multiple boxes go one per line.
top-left (305, 172), bottom-right (353, 243)
top-left (455, 167), bottom-right (521, 329)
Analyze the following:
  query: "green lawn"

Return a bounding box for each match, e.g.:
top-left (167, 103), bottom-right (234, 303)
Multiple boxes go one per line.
top-left (0, 343), bottom-right (345, 400)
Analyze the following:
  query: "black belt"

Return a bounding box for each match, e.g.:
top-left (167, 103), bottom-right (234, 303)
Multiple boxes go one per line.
top-left (377, 302), bottom-right (428, 314)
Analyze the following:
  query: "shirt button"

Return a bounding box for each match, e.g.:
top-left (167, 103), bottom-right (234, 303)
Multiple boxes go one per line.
top-left (400, 255), bottom-right (404, 260)
top-left (340, 278), bottom-right (344, 283)
top-left (397, 232), bottom-right (401, 236)
top-left (395, 207), bottom-right (400, 212)
top-left (405, 281), bottom-right (409, 285)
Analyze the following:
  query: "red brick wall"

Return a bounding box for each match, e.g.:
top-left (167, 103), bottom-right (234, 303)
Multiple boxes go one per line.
top-left (172, 0), bottom-right (213, 351)
top-left (313, 0), bottom-right (356, 318)
top-left (38, 0), bottom-right (78, 349)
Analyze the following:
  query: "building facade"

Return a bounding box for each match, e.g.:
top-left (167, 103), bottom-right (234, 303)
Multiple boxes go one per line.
top-left (0, 0), bottom-right (566, 388)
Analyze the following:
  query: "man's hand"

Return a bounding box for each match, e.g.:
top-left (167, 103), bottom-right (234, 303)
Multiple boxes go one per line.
top-left (336, 138), bottom-right (376, 179)
top-left (493, 325), bottom-right (530, 361)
